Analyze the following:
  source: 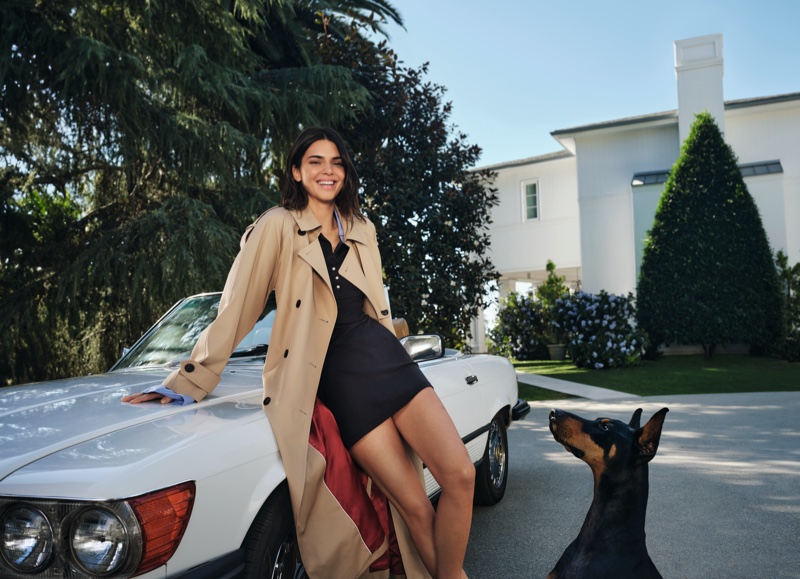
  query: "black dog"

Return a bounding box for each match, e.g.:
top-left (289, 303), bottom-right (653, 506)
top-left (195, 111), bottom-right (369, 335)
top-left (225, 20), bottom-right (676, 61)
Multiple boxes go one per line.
top-left (547, 407), bottom-right (669, 579)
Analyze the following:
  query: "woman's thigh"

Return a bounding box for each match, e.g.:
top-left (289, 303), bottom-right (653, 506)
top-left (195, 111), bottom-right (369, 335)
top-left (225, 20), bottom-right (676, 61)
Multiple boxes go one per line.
top-left (392, 387), bottom-right (473, 484)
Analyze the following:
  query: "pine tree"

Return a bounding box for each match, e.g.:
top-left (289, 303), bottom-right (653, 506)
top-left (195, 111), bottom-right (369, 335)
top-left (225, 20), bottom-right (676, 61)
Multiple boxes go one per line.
top-left (0, 0), bottom-right (401, 384)
top-left (637, 112), bottom-right (784, 358)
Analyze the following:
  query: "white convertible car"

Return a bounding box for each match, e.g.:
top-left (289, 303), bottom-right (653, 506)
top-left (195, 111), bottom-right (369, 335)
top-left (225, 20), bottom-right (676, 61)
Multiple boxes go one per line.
top-left (0, 293), bottom-right (529, 578)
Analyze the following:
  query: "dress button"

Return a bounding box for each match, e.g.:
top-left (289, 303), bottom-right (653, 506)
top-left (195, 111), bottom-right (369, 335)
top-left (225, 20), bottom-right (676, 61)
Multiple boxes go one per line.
top-left (263, 397), bottom-right (271, 405)
top-left (380, 309), bottom-right (389, 316)
top-left (298, 230), bottom-right (306, 236)
top-left (296, 299), bottom-right (301, 308)
top-left (283, 349), bottom-right (289, 358)
top-left (185, 363), bottom-right (195, 373)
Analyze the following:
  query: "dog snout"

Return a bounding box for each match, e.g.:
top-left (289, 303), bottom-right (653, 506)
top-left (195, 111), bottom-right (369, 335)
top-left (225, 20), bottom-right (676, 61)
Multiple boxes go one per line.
top-left (550, 409), bottom-right (565, 422)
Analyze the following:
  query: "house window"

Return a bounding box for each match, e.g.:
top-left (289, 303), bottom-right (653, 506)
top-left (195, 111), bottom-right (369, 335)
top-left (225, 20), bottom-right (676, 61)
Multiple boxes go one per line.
top-left (522, 180), bottom-right (539, 221)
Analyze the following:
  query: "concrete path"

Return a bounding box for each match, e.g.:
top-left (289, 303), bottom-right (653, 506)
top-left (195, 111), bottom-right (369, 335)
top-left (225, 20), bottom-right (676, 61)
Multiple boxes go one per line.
top-left (465, 391), bottom-right (800, 578)
top-left (516, 371), bottom-right (640, 400)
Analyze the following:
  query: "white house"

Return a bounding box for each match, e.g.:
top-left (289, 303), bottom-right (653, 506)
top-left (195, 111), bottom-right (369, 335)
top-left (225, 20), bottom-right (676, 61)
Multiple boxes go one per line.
top-left (480, 33), bottom-right (800, 307)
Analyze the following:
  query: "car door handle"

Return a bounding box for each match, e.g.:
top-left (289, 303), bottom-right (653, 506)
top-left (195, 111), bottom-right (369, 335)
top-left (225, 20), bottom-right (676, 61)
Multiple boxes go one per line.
top-left (465, 375), bottom-right (478, 385)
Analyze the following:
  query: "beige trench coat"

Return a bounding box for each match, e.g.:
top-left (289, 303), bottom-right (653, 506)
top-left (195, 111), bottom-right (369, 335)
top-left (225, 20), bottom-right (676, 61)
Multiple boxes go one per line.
top-left (163, 206), bottom-right (431, 579)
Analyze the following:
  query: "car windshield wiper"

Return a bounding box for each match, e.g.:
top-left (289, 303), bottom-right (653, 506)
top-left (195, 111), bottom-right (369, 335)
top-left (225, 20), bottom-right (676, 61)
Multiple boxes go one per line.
top-left (230, 344), bottom-right (269, 358)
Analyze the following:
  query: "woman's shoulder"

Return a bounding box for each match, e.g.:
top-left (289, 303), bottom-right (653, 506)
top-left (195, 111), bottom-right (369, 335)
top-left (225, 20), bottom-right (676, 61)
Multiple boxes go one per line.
top-left (250, 206), bottom-right (294, 230)
top-left (241, 206), bottom-right (293, 243)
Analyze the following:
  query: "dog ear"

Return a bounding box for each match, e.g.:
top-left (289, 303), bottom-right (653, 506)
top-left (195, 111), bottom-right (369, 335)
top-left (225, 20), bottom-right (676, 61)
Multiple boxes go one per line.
top-left (628, 408), bottom-right (643, 429)
top-left (634, 408), bottom-right (669, 464)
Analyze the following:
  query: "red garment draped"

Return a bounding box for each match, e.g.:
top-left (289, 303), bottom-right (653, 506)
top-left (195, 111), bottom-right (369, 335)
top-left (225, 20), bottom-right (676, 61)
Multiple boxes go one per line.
top-left (309, 398), bottom-right (404, 575)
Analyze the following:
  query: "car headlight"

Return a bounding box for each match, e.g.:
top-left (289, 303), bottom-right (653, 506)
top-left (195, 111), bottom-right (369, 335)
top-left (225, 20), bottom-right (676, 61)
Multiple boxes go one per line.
top-left (1, 505), bottom-right (54, 573)
top-left (0, 481), bottom-right (194, 578)
top-left (71, 507), bottom-right (130, 576)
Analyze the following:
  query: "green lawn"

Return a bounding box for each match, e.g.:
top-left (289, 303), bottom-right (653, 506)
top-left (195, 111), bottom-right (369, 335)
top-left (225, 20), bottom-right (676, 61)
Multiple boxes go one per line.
top-left (515, 354), bottom-right (800, 400)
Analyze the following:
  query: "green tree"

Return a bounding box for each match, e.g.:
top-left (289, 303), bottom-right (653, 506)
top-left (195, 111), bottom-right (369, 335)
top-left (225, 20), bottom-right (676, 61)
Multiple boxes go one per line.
top-left (320, 30), bottom-right (499, 349)
top-left (537, 260), bottom-right (569, 308)
top-left (637, 112), bottom-right (784, 358)
top-left (0, 0), bottom-right (401, 384)
top-left (775, 250), bottom-right (800, 361)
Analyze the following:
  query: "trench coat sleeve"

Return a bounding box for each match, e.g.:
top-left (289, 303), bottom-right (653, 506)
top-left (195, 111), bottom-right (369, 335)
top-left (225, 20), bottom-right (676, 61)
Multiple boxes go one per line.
top-left (163, 213), bottom-right (282, 401)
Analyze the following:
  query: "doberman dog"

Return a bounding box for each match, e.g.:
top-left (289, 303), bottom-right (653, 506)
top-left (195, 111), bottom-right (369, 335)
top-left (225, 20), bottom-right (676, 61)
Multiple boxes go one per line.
top-left (547, 406), bottom-right (669, 579)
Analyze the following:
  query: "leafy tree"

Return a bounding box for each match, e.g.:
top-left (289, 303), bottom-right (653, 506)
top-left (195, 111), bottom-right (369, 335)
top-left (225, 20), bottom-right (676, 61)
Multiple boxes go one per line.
top-left (637, 112), bottom-right (784, 358)
top-left (320, 30), bottom-right (499, 349)
top-left (775, 250), bottom-right (800, 361)
top-left (537, 260), bottom-right (570, 308)
top-left (0, 0), bottom-right (401, 384)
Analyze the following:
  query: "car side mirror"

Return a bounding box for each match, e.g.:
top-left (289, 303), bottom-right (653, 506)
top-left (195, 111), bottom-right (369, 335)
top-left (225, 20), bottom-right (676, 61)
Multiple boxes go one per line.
top-left (400, 335), bottom-right (444, 362)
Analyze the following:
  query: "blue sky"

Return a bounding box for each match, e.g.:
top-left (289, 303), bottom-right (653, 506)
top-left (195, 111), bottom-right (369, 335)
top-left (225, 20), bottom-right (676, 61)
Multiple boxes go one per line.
top-left (382, 0), bottom-right (800, 167)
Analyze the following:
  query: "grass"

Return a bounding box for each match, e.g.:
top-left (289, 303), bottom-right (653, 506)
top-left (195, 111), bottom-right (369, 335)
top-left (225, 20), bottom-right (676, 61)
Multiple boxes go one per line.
top-left (515, 354), bottom-right (800, 400)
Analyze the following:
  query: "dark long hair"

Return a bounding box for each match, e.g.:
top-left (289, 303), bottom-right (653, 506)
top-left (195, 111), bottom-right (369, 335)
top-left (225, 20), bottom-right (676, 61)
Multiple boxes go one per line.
top-left (281, 127), bottom-right (364, 222)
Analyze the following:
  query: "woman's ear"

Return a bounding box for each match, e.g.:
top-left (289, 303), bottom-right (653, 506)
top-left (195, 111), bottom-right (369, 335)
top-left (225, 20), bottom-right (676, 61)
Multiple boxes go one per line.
top-left (291, 165), bottom-right (301, 182)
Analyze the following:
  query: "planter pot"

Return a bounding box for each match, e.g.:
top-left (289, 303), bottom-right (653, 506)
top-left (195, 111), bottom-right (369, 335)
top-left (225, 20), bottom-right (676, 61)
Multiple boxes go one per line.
top-left (547, 344), bottom-right (567, 360)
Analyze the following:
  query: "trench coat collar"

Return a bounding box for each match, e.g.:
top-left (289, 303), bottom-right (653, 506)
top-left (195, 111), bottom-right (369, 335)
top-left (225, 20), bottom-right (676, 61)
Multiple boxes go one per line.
top-left (288, 206), bottom-right (371, 245)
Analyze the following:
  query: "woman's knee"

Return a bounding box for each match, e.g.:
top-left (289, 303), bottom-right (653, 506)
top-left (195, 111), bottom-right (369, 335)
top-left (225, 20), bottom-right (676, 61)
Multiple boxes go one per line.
top-left (440, 458), bottom-right (476, 495)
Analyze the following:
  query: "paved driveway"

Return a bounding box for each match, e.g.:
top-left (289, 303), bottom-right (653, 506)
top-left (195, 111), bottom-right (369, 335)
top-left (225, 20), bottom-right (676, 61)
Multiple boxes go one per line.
top-left (464, 392), bottom-right (800, 578)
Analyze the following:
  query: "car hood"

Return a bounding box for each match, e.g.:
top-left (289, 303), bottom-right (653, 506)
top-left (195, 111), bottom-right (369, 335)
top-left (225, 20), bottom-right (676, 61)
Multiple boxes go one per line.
top-left (0, 367), bottom-right (266, 484)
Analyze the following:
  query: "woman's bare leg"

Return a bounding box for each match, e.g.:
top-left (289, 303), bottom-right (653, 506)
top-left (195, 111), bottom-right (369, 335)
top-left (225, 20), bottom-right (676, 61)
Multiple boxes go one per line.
top-left (350, 387), bottom-right (474, 578)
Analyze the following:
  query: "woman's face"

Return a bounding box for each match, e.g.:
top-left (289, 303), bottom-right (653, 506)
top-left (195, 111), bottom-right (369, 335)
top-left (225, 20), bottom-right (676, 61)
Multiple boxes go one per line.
top-left (292, 139), bottom-right (345, 208)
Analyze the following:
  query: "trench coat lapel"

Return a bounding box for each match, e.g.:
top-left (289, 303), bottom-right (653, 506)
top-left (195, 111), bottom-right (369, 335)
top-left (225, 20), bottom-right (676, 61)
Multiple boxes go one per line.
top-left (341, 217), bottom-right (388, 320)
top-left (291, 208), bottom-right (333, 293)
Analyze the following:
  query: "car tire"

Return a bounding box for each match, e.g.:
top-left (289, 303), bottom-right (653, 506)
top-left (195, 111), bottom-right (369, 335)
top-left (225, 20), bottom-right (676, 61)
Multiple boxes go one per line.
top-left (241, 480), bottom-right (306, 579)
top-left (473, 415), bottom-right (509, 506)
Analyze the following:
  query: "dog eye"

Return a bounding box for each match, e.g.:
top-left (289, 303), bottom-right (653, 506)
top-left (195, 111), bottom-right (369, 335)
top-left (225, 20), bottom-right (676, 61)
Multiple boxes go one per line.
top-left (598, 422), bottom-right (610, 431)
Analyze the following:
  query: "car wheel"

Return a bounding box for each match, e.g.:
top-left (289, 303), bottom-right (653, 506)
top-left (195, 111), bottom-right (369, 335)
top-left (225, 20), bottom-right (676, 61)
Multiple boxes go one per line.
top-left (241, 480), bottom-right (306, 579)
top-left (474, 415), bottom-right (508, 506)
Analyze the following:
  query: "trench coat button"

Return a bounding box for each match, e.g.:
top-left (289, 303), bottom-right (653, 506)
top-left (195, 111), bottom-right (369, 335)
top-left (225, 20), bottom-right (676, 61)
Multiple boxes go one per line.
top-left (298, 230), bottom-right (306, 236)
top-left (283, 349), bottom-right (289, 358)
top-left (263, 397), bottom-right (271, 405)
top-left (184, 363), bottom-right (195, 373)
top-left (296, 299), bottom-right (301, 308)
top-left (380, 309), bottom-right (389, 316)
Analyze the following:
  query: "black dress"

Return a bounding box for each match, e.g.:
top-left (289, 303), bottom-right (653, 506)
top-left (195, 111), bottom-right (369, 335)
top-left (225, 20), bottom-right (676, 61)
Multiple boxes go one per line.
top-left (316, 235), bottom-right (431, 448)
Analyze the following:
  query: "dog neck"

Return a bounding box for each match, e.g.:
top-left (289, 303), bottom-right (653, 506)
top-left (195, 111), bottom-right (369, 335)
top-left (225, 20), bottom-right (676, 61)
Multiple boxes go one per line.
top-left (581, 462), bottom-right (651, 544)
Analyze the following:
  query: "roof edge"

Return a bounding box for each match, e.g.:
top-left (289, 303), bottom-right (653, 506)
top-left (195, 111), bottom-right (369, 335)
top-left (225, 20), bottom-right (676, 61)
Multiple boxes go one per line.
top-left (551, 91), bottom-right (800, 138)
top-left (473, 149), bottom-right (573, 172)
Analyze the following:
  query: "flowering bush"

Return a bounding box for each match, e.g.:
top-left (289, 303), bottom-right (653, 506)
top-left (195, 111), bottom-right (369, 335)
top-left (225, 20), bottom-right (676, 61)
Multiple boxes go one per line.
top-left (551, 291), bottom-right (647, 369)
top-left (489, 291), bottom-right (550, 360)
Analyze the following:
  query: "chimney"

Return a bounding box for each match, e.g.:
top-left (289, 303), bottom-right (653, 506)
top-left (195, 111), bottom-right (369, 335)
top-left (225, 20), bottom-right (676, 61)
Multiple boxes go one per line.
top-left (674, 34), bottom-right (725, 143)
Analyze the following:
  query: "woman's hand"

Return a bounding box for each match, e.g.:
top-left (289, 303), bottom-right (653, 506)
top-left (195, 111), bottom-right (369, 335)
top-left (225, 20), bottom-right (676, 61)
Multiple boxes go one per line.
top-left (122, 392), bottom-right (173, 404)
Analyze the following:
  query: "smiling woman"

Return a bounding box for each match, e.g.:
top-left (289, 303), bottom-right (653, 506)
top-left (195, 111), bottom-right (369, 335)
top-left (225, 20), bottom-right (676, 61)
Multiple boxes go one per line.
top-left (120, 127), bottom-right (484, 578)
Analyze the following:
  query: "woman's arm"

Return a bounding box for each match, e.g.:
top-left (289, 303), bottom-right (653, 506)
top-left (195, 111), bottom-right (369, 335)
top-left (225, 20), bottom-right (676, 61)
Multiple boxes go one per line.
top-left (164, 212), bottom-right (284, 401)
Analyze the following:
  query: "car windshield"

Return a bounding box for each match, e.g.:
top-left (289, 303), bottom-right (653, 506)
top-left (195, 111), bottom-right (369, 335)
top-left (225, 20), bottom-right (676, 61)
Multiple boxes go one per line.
top-left (113, 293), bottom-right (277, 370)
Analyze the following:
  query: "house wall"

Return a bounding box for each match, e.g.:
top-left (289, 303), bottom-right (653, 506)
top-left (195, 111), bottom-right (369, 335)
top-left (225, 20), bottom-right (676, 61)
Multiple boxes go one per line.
top-left (725, 100), bottom-right (800, 264)
top-left (488, 155), bottom-right (581, 283)
top-left (574, 124), bottom-right (679, 294)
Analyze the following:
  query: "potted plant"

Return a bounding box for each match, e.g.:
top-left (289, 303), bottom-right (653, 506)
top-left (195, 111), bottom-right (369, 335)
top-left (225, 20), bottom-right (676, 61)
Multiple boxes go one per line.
top-left (538, 260), bottom-right (570, 360)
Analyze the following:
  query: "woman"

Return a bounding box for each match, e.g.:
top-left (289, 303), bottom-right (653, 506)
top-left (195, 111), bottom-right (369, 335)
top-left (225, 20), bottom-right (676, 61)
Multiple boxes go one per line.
top-left (123, 127), bottom-right (474, 579)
